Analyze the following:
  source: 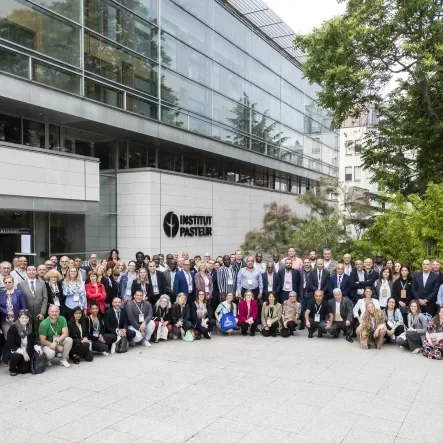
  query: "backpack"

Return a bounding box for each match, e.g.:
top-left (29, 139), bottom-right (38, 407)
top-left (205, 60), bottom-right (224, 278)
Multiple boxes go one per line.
top-left (115, 335), bottom-right (129, 353)
top-left (31, 352), bottom-right (46, 375)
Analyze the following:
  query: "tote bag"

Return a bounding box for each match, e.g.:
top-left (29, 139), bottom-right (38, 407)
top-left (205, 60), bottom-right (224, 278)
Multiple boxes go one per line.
top-left (220, 312), bottom-right (236, 332)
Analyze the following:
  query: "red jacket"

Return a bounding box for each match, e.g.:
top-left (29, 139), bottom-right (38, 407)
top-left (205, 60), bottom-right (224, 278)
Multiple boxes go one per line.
top-left (85, 282), bottom-right (107, 314)
top-left (238, 299), bottom-right (258, 323)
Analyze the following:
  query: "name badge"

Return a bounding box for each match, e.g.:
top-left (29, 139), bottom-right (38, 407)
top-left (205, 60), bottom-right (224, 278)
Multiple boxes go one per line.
top-left (247, 279), bottom-right (253, 285)
top-left (314, 314), bottom-right (320, 322)
top-left (138, 314), bottom-right (144, 323)
top-left (73, 294), bottom-right (79, 302)
top-left (268, 284), bottom-right (273, 291)
top-left (227, 278), bottom-right (233, 285)
top-left (53, 334), bottom-right (59, 343)
top-left (285, 283), bottom-right (291, 290)
top-left (93, 331), bottom-right (99, 338)
top-left (382, 288), bottom-right (387, 297)
top-left (188, 284), bottom-right (193, 292)
top-left (54, 296), bottom-right (60, 307)
top-left (401, 290), bottom-right (407, 299)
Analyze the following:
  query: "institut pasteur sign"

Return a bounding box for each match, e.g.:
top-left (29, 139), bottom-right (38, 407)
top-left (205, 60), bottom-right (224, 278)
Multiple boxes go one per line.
top-left (163, 212), bottom-right (213, 238)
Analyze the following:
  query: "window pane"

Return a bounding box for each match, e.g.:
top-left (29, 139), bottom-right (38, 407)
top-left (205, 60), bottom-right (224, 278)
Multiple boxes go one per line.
top-left (118, 143), bottom-right (127, 168)
top-left (281, 79), bottom-right (303, 112)
top-left (213, 63), bottom-right (250, 106)
top-left (48, 125), bottom-right (60, 150)
top-left (84, 33), bottom-right (158, 97)
top-left (126, 95), bottom-right (158, 119)
top-left (213, 93), bottom-right (249, 133)
top-left (281, 56), bottom-right (302, 90)
top-left (161, 0), bottom-right (212, 57)
top-left (95, 140), bottom-right (115, 170)
top-left (50, 213), bottom-right (85, 253)
top-left (161, 33), bottom-right (211, 87)
top-left (252, 112), bottom-right (280, 142)
top-left (32, 61), bottom-right (80, 94)
top-left (189, 116), bottom-right (211, 137)
top-left (280, 125), bottom-right (304, 153)
top-left (161, 106), bottom-right (187, 128)
top-left (0, 113), bottom-right (21, 144)
top-left (251, 33), bottom-right (280, 75)
top-left (84, 78), bottom-right (124, 108)
top-left (161, 69), bottom-right (211, 118)
top-left (251, 139), bottom-right (266, 154)
top-left (158, 147), bottom-right (181, 172)
top-left (251, 85), bottom-right (281, 122)
top-left (115, 0), bottom-right (158, 24)
top-left (0, 47), bottom-right (28, 78)
top-left (213, 33), bottom-right (250, 80)
top-left (84, 0), bottom-right (158, 61)
top-left (23, 120), bottom-right (45, 148)
top-left (128, 142), bottom-right (147, 168)
top-left (212, 124), bottom-right (249, 149)
top-left (0, 0), bottom-right (81, 66)
top-left (33, 0), bottom-right (81, 22)
top-left (170, 0), bottom-right (213, 27)
top-left (63, 128), bottom-right (107, 156)
top-left (250, 59), bottom-right (280, 99)
top-left (280, 103), bottom-right (304, 132)
top-left (183, 151), bottom-right (203, 176)
top-left (214, 3), bottom-right (251, 53)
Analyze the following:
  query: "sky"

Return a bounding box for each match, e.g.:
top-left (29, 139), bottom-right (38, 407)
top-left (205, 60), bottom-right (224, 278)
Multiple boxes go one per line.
top-left (264, 0), bottom-right (346, 34)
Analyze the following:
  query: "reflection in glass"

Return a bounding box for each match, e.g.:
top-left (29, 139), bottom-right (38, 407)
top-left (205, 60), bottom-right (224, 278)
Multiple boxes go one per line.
top-left (281, 79), bottom-right (303, 111)
top-left (0, 47), bottom-right (28, 78)
top-left (127, 142), bottom-right (148, 168)
top-left (33, 61), bottom-right (80, 94)
top-left (95, 140), bottom-right (116, 170)
top-left (0, 113), bottom-right (21, 144)
top-left (170, 0), bottom-right (214, 27)
top-left (183, 150), bottom-right (203, 176)
top-left (84, 33), bottom-right (158, 97)
top-left (213, 63), bottom-right (250, 106)
top-left (33, 0), bottom-right (81, 23)
top-left (250, 59), bottom-right (280, 99)
top-left (84, 78), bottom-right (124, 108)
top-left (126, 95), bottom-right (158, 119)
top-left (189, 117), bottom-right (211, 137)
top-left (281, 103), bottom-right (304, 132)
top-left (84, 0), bottom-right (158, 61)
top-left (281, 56), bottom-right (302, 89)
top-left (213, 33), bottom-right (250, 80)
top-left (251, 33), bottom-right (280, 75)
top-left (48, 124), bottom-right (60, 150)
top-left (0, 0), bottom-right (81, 66)
top-left (158, 147), bottom-right (181, 172)
top-left (251, 85), bottom-right (281, 122)
top-left (115, 0), bottom-right (158, 24)
top-left (161, 106), bottom-right (187, 128)
top-left (212, 124), bottom-right (249, 149)
top-left (23, 120), bottom-right (45, 148)
top-left (50, 213), bottom-right (85, 253)
top-left (213, 93), bottom-right (249, 133)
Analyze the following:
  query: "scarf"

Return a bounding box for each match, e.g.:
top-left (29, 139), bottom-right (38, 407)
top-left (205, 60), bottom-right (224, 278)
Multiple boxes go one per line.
top-left (15, 318), bottom-right (32, 339)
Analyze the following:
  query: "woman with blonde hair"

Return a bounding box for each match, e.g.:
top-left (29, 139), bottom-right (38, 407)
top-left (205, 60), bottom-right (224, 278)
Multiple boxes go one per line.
top-left (63, 267), bottom-right (86, 320)
top-left (95, 264), bottom-right (106, 283)
top-left (194, 261), bottom-right (213, 301)
top-left (114, 260), bottom-right (127, 283)
top-left (44, 269), bottom-right (65, 316)
top-left (358, 302), bottom-right (386, 349)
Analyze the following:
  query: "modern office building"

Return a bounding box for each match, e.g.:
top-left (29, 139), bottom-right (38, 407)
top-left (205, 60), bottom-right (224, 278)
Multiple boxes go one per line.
top-left (0, 0), bottom-right (338, 261)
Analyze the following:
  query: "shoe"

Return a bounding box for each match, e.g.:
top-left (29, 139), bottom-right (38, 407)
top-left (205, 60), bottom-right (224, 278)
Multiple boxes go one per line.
top-left (102, 352), bottom-right (109, 356)
top-left (204, 332), bottom-right (211, 339)
top-left (56, 352), bottom-right (62, 359)
top-left (271, 333), bottom-right (277, 337)
top-left (318, 332), bottom-right (323, 338)
top-left (308, 331), bottom-right (313, 338)
top-left (298, 326), bottom-right (305, 330)
top-left (9, 371), bottom-right (17, 376)
top-left (241, 331), bottom-right (247, 336)
top-left (173, 335), bottom-right (178, 340)
top-left (46, 360), bottom-right (52, 367)
top-left (332, 333), bottom-right (340, 339)
top-left (412, 347), bottom-right (423, 354)
top-left (250, 332), bottom-right (255, 336)
top-left (110, 343), bottom-right (116, 354)
top-left (129, 340), bottom-right (136, 346)
top-left (72, 355), bottom-right (80, 364)
top-left (143, 340), bottom-right (152, 347)
top-left (60, 359), bottom-right (71, 368)
top-left (208, 332), bottom-right (212, 337)
top-left (351, 332), bottom-right (357, 338)
top-left (346, 335), bottom-right (353, 343)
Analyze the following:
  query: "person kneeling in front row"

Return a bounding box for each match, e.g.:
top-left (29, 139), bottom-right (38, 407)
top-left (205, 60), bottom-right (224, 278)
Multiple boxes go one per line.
top-left (153, 295), bottom-right (173, 343)
top-left (191, 291), bottom-right (215, 339)
top-left (39, 304), bottom-right (73, 368)
top-left (171, 293), bottom-right (192, 339)
top-left (125, 291), bottom-right (154, 347)
top-left (104, 297), bottom-right (137, 352)
top-left (87, 301), bottom-right (116, 355)
top-left (261, 292), bottom-right (281, 337)
top-left (281, 291), bottom-right (301, 337)
top-left (328, 288), bottom-right (354, 342)
top-left (305, 290), bottom-right (333, 338)
top-left (238, 290), bottom-right (258, 336)
top-left (68, 307), bottom-right (94, 364)
top-left (7, 309), bottom-right (42, 376)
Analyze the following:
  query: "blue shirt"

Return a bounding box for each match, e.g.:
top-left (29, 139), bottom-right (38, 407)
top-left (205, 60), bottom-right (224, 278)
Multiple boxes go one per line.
top-left (236, 267), bottom-right (263, 293)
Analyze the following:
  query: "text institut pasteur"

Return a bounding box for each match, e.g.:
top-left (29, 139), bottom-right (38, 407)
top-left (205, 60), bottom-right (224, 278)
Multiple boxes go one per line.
top-left (163, 212), bottom-right (213, 238)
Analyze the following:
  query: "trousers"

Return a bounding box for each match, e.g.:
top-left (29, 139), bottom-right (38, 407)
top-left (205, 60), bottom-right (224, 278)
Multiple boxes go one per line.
top-left (308, 320), bottom-right (327, 334)
top-left (128, 321), bottom-right (155, 343)
top-left (240, 320), bottom-right (258, 335)
top-left (281, 321), bottom-right (297, 337)
top-left (397, 330), bottom-right (423, 351)
top-left (9, 352), bottom-right (31, 373)
top-left (262, 322), bottom-right (279, 337)
top-left (328, 321), bottom-right (351, 336)
top-left (42, 337), bottom-right (73, 361)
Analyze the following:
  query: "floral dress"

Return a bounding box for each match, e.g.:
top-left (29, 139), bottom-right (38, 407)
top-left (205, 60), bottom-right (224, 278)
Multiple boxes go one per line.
top-left (422, 321), bottom-right (443, 360)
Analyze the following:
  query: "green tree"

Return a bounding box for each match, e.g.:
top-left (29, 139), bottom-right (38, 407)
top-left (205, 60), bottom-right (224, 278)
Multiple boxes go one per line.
top-left (294, 0), bottom-right (443, 195)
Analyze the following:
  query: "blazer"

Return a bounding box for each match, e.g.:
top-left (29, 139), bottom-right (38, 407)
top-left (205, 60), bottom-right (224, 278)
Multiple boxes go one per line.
top-left (307, 268), bottom-right (330, 297)
top-left (86, 315), bottom-right (105, 341)
top-left (392, 278), bottom-right (413, 307)
top-left (68, 321), bottom-right (90, 341)
top-left (131, 279), bottom-right (152, 299)
top-left (348, 269), bottom-right (378, 302)
top-left (194, 273), bottom-right (214, 299)
top-left (324, 259), bottom-right (339, 275)
top-left (173, 270), bottom-right (195, 302)
top-left (261, 272), bottom-right (282, 302)
top-left (103, 308), bottom-right (130, 333)
top-left (278, 268), bottom-right (301, 296)
top-left (329, 273), bottom-right (350, 299)
top-left (0, 289), bottom-right (27, 323)
top-left (328, 297), bottom-right (353, 323)
top-left (45, 281), bottom-right (65, 309)
top-left (374, 279), bottom-right (394, 299)
top-left (217, 266), bottom-right (238, 295)
top-left (238, 299), bottom-right (258, 324)
top-left (119, 271), bottom-right (138, 298)
top-left (299, 268), bottom-right (313, 300)
top-left (163, 269), bottom-right (177, 298)
top-left (17, 279), bottom-right (48, 318)
top-left (147, 271), bottom-right (168, 305)
top-left (85, 282), bottom-right (107, 314)
top-left (6, 323), bottom-right (35, 356)
top-left (102, 276), bottom-right (119, 305)
top-left (412, 272), bottom-right (440, 302)
top-left (190, 301), bottom-right (213, 326)
top-left (171, 303), bottom-right (191, 325)
top-left (405, 313), bottom-right (428, 336)
top-left (261, 303), bottom-right (282, 327)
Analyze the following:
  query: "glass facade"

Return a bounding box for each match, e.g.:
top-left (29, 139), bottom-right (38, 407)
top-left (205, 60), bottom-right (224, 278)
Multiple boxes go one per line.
top-left (0, 0), bottom-right (338, 177)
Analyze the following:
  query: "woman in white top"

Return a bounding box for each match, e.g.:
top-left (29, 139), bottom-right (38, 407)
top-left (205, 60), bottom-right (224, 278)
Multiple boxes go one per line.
top-left (353, 287), bottom-right (381, 324)
top-left (215, 292), bottom-right (238, 335)
top-left (374, 268), bottom-right (393, 309)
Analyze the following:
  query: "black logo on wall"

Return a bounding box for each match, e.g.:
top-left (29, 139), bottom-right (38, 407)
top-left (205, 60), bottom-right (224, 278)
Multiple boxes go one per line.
top-left (163, 212), bottom-right (212, 238)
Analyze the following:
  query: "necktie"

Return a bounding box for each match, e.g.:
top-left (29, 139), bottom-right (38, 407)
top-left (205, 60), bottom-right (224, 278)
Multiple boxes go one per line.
top-left (338, 276), bottom-right (341, 287)
top-left (31, 280), bottom-right (35, 294)
top-left (318, 271), bottom-right (322, 289)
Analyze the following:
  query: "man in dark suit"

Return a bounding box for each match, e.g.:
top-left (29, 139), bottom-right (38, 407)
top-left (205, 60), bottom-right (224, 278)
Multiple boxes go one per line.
top-left (349, 259), bottom-right (378, 305)
top-left (147, 261), bottom-right (168, 305)
top-left (278, 258), bottom-right (301, 304)
top-left (329, 264), bottom-right (350, 299)
top-left (363, 258), bottom-right (380, 287)
top-left (307, 259), bottom-right (330, 300)
top-left (173, 259), bottom-right (195, 305)
top-left (412, 259), bottom-right (440, 316)
top-left (299, 258), bottom-right (313, 330)
top-left (262, 262), bottom-right (282, 303)
top-left (164, 260), bottom-right (178, 298)
top-left (328, 288), bottom-right (354, 342)
top-left (104, 297), bottom-right (136, 351)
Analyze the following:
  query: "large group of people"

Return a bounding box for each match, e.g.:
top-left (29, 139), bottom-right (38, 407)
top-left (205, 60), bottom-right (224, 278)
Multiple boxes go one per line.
top-left (1, 248), bottom-right (443, 375)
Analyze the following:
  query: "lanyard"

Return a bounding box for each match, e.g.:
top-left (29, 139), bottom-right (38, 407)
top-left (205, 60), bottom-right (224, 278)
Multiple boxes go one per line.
top-left (91, 317), bottom-right (100, 332)
top-left (134, 301), bottom-right (143, 314)
top-left (49, 320), bottom-right (59, 335)
top-left (400, 280), bottom-right (408, 290)
top-left (315, 303), bottom-right (322, 314)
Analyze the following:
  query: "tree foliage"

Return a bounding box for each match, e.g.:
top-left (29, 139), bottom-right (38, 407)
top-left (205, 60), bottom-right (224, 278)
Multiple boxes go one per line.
top-left (294, 0), bottom-right (443, 195)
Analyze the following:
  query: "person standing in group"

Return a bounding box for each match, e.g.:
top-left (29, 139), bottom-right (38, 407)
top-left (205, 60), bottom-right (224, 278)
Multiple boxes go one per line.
top-left (63, 267), bottom-right (86, 321)
top-left (85, 271), bottom-right (107, 315)
top-left (232, 250), bottom-right (246, 272)
top-left (329, 264), bottom-right (350, 299)
top-left (58, 256), bottom-right (70, 280)
top-left (11, 256), bottom-right (27, 287)
top-left (307, 259), bottom-right (330, 300)
top-left (272, 254), bottom-right (281, 273)
top-left (278, 258), bottom-right (301, 304)
top-left (131, 267), bottom-right (151, 301)
top-left (375, 267), bottom-right (394, 310)
top-left (349, 260), bottom-right (374, 305)
top-left (0, 261), bottom-right (13, 289)
top-left (164, 260), bottom-right (178, 299)
top-left (120, 260), bottom-right (138, 305)
top-left (254, 252), bottom-right (266, 273)
top-left (262, 262), bottom-right (282, 303)
top-left (412, 259), bottom-right (440, 316)
top-left (299, 258), bottom-right (313, 330)
top-left (102, 264), bottom-right (119, 308)
top-left (280, 247), bottom-right (303, 270)
top-left (218, 255), bottom-right (237, 302)
top-left (373, 254), bottom-right (384, 274)
top-left (322, 249), bottom-right (338, 275)
top-left (207, 260), bottom-right (219, 313)
top-left (236, 255), bottom-right (263, 300)
top-left (195, 262), bottom-right (214, 310)
top-left (392, 262), bottom-right (402, 281)
top-left (44, 270), bottom-right (65, 316)
top-left (309, 251), bottom-right (317, 269)
top-left (363, 258), bottom-right (380, 289)
top-left (82, 253), bottom-right (98, 275)
top-left (135, 251), bottom-right (146, 271)
top-left (0, 276), bottom-right (27, 340)
top-left (238, 290), bottom-right (258, 336)
top-left (393, 266), bottom-right (413, 322)
top-left (343, 254), bottom-right (353, 276)
top-left (17, 266), bottom-right (48, 334)
top-left (147, 261), bottom-right (167, 305)
top-left (174, 260), bottom-right (195, 305)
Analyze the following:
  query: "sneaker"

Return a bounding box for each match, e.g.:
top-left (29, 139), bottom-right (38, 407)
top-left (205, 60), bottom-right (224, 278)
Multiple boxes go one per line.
top-left (56, 352), bottom-right (62, 359)
top-left (129, 340), bottom-right (136, 346)
top-left (412, 347), bottom-right (423, 354)
top-left (46, 360), bottom-right (52, 367)
top-left (142, 340), bottom-right (151, 347)
top-left (102, 352), bottom-right (109, 356)
top-left (172, 335), bottom-right (178, 340)
top-left (110, 343), bottom-right (117, 354)
top-left (60, 359), bottom-right (71, 368)
top-left (208, 332), bottom-right (212, 337)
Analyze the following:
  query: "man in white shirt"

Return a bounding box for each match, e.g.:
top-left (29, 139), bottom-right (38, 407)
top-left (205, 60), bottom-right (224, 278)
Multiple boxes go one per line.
top-left (11, 256), bottom-right (27, 287)
top-left (309, 250), bottom-right (317, 269)
top-left (328, 288), bottom-right (353, 342)
top-left (153, 255), bottom-right (166, 273)
top-left (343, 254), bottom-right (353, 275)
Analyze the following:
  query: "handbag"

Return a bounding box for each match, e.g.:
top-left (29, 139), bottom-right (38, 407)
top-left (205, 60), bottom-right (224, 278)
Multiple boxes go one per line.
top-left (184, 330), bottom-right (195, 342)
top-left (115, 335), bottom-right (129, 353)
top-left (220, 312), bottom-right (236, 332)
top-left (156, 324), bottom-right (169, 341)
top-left (191, 328), bottom-right (201, 340)
top-left (31, 352), bottom-right (46, 375)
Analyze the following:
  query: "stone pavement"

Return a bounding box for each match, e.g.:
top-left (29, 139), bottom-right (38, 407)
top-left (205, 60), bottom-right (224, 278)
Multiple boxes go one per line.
top-left (0, 331), bottom-right (441, 443)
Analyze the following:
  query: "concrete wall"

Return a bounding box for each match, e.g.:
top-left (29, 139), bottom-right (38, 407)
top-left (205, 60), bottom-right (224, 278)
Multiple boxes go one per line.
top-left (0, 142), bottom-right (100, 203)
top-left (117, 170), bottom-right (310, 260)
